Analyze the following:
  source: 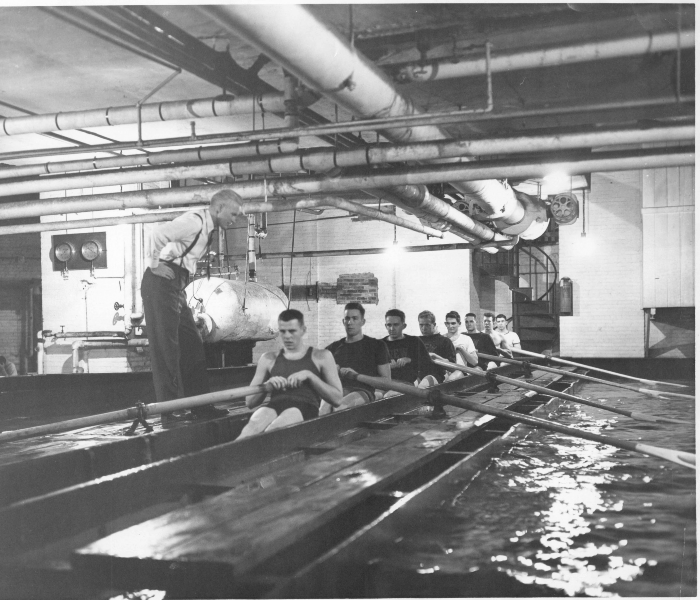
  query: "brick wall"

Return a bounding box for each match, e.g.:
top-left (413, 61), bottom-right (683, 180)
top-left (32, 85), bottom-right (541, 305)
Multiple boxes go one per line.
top-left (336, 273), bottom-right (379, 304)
top-left (559, 171), bottom-right (645, 357)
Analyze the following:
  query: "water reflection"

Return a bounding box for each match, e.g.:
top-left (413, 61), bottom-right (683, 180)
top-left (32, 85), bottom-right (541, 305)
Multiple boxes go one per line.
top-left (374, 382), bottom-right (696, 597)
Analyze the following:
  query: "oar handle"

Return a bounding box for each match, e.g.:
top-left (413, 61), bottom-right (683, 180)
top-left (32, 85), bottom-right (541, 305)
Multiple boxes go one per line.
top-left (348, 372), bottom-right (695, 470)
top-left (0, 383), bottom-right (272, 444)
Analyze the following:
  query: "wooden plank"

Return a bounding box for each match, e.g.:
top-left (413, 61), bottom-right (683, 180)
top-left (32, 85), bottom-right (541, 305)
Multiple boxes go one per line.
top-left (653, 166), bottom-right (667, 208)
top-left (641, 169), bottom-right (655, 209)
top-left (666, 166), bottom-right (681, 207)
top-left (653, 213), bottom-right (668, 308)
top-left (0, 391), bottom-right (432, 555)
top-left (264, 384), bottom-right (578, 599)
top-left (642, 214), bottom-right (655, 308)
top-left (679, 212), bottom-right (695, 307)
top-left (679, 166), bottom-right (694, 207)
top-left (0, 411), bottom-right (251, 507)
top-left (666, 212), bottom-right (682, 307)
top-left (0, 370), bottom-right (511, 556)
top-left (73, 420), bottom-right (465, 564)
top-left (73, 379), bottom-right (558, 585)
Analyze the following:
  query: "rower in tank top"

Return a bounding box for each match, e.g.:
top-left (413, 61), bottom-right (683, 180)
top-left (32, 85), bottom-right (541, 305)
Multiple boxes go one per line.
top-left (237, 309), bottom-right (343, 439)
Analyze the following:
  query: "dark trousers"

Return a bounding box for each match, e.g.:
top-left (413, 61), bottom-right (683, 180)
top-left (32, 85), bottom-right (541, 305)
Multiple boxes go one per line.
top-left (141, 266), bottom-right (209, 404)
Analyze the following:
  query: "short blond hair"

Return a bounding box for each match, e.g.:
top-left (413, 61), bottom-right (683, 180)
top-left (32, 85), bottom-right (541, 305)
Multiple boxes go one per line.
top-left (210, 189), bottom-right (243, 213)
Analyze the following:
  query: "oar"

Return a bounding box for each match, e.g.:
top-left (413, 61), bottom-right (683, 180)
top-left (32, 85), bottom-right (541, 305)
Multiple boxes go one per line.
top-left (0, 383), bottom-right (272, 443)
top-left (432, 357), bottom-right (685, 425)
top-left (345, 373), bottom-right (695, 470)
top-left (512, 347), bottom-right (692, 390)
top-left (477, 352), bottom-right (694, 400)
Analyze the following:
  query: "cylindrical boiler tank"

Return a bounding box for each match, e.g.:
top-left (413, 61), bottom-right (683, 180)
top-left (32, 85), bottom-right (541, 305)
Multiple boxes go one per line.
top-left (185, 277), bottom-right (289, 343)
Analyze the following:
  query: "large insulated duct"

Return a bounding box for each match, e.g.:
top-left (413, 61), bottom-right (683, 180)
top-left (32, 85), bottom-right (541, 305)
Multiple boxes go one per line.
top-left (201, 4), bottom-right (546, 239)
top-left (186, 278), bottom-right (288, 343)
top-left (382, 185), bottom-right (513, 245)
top-left (0, 92), bottom-right (315, 138)
top-left (393, 30), bottom-right (695, 82)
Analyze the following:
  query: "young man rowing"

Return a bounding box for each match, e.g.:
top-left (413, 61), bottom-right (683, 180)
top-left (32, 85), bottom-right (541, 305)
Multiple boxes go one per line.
top-left (238, 309), bottom-right (343, 438)
top-left (483, 312), bottom-right (513, 362)
top-left (382, 308), bottom-right (436, 387)
top-left (322, 302), bottom-right (392, 413)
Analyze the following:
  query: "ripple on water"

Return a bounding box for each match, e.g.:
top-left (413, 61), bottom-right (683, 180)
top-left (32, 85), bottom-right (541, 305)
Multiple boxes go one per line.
top-left (373, 380), bottom-right (696, 597)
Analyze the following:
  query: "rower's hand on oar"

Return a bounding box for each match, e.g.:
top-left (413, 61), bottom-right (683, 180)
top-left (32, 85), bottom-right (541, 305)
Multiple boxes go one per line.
top-left (266, 376), bottom-right (289, 390)
top-left (392, 357), bottom-right (411, 368)
top-left (286, 370), bottom-right (312, 388)
top-left (428, 352), bottom-right (443, 361)
top-left (339, 367), bottom-right (358, 379)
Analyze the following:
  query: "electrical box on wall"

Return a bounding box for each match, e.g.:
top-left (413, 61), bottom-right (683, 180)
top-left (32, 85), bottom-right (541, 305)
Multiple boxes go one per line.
top-left (52, 232), bottom-right (107, 271)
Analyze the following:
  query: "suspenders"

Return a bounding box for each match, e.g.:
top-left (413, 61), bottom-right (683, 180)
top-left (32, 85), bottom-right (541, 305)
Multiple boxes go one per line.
top-left (164, 212), bottom-right (215, 282)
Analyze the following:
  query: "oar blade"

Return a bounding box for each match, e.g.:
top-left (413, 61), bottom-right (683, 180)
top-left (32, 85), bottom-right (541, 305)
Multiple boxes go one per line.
top-left (639, 379), bottom-right (692, 390)
top-left (639, 388), bottom-right (695, 400)
top-left (628, 412), bottom-right (687, 425)
top-left (636, 443), bottom-right (696, 469)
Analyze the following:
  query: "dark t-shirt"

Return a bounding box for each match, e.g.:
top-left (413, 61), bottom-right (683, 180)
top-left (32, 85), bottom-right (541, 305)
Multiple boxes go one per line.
top-left (382, 334), bottom-right (432, 384)
top-left (466, 332), bottom-right (499, 369)
top-left (326, 335), bottom-right (390, 394)
top-left (419, 333), bottom-right (457, 382)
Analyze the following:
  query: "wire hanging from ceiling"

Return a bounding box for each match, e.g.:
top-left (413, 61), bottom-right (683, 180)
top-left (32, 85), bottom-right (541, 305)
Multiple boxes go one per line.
top-left (287, 209), bottom-right (297, 308)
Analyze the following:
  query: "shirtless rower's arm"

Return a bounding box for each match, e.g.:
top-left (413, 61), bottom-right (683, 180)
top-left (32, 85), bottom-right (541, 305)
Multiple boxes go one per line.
top-left (497, 335), bottom-right (513, 358)
top-left (286, 348), bottom-right (343, 408)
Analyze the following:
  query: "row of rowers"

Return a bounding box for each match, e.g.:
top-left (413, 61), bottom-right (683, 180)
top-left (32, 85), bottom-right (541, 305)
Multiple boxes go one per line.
top-left (239, 304), bottom-right (522, 438)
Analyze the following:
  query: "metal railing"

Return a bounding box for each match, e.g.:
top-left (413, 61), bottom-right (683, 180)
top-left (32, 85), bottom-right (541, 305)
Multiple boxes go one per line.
top-left (517, 244), bottom-right (558, 308)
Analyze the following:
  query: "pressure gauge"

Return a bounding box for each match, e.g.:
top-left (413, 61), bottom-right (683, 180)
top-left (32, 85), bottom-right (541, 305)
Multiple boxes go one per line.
top-left (80, 240), bottom-right (102, 261)
top-left (54, 242), bottom-right (73, 262)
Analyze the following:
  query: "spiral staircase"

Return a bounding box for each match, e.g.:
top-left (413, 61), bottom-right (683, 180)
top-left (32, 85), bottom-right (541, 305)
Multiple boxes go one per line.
top-left (475, 234), bottom-right (559, 354)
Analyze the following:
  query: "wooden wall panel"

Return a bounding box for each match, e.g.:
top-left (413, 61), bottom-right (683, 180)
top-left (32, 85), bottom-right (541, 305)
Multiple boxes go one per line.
top-left (641, 163), bottom-right (694, 308)
top-left (642, 214), bottom-right (656, 308)
top-left (679, 213), bottom-right (695, 306)
top-left (667, 166), bottom-right (680, 207)
top-left (653, 167), bottom-right (667, 208)
top-left (666, 212), bottom-right (682, 306)
top-left (679, 166), bottom-right (694, 205)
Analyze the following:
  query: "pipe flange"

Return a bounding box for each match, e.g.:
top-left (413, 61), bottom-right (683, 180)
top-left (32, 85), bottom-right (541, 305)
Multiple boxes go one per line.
top-left (492, 192), bottom-right (549, 239)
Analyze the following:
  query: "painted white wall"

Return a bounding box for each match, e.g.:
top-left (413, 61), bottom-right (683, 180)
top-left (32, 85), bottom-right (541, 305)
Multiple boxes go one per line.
top-left (559, 171), bottom-right (645, 358)
top-left (252, 207), bottom-right (472, 359)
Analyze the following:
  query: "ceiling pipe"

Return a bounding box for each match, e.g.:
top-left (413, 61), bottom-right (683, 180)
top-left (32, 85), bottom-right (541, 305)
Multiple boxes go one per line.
top-left (3, 124), bottom-right (691, 198)
top-left (199, 4), bottom-right (544, 239)
top-left (0, 91), bottom-right (316, 138)
top-left (0, 199), bottom-right (444, 239)
top-left (383, 185), bottom-right (511, 244)
top-left (0, 140), bottom-right (299, 180)
top-left (1, 95), bottom-right (692, 164)
top-left (223, 241), bottom-right (513, 261)
top-left (0, 146), bottom-right (691, 221)
top-left (392, 30), bottom-right (695, 83)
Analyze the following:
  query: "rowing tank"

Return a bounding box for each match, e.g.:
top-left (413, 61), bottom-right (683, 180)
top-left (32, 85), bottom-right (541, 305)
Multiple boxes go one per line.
top-left (0, 364), bottom-right (578, 599)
